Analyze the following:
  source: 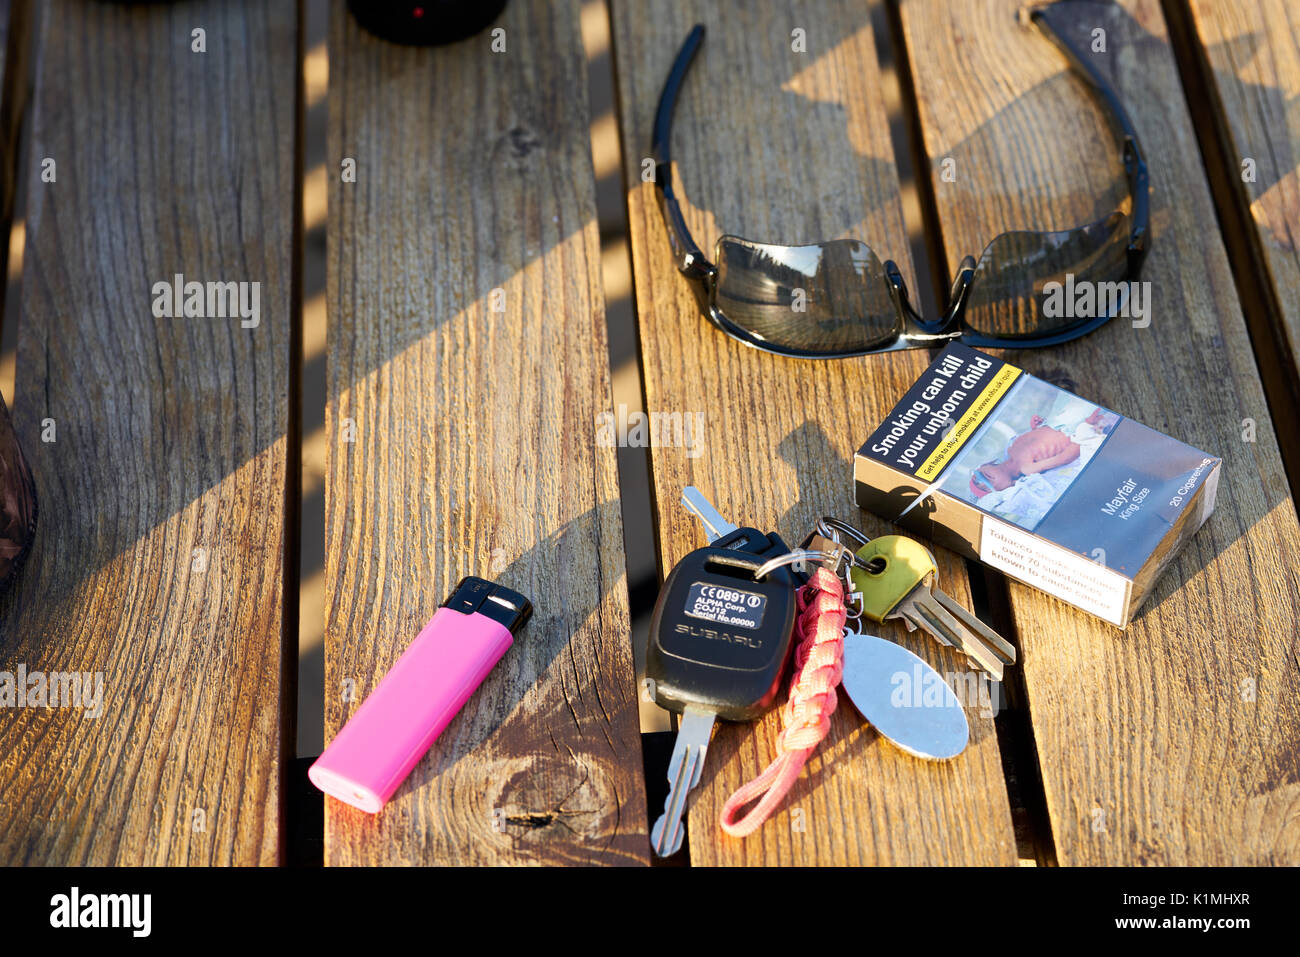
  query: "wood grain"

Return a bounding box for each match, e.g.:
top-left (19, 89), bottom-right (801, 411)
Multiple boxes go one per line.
top-left (1185, 0), bottom-right (1300, 410)
top-left (0, 0), bottom-right (298, 864)
top-left (324, 0), bottom-right (646, 864)
top-left (900, 0), bottom-right (1300, 864)
top-left (610, 0), bottom-right (1017, 864)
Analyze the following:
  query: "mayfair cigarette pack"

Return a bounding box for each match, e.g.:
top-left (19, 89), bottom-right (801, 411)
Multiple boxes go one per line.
top-left (854, 344), bottom-right (1221, 628)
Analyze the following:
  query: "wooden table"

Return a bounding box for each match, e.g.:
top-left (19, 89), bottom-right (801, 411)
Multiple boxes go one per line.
top-left (0, 0), bottom-right (1295, 866)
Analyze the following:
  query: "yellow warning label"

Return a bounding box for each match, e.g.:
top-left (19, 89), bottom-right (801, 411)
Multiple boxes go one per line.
top-left (915, 364), bottom-right (1021, 480)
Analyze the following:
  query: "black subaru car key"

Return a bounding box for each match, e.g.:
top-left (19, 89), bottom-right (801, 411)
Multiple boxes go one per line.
top-left (647, 525), bottom-right (801, 722)
top-left (646, 488), bottom-right (804, 856)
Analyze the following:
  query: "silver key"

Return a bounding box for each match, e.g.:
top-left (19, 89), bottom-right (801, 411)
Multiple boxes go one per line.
top-left (681, 486), bottom-right (738, 542)
top-left (650, 704), bottom-right (716, 857)
top-left (893, 585), bottom-right (1016, 681)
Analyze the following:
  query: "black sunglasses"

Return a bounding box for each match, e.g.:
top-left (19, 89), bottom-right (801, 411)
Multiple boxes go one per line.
top-left (651, 1), bottom-right (1150, 358)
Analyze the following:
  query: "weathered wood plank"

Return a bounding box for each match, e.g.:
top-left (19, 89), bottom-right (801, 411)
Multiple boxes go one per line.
top-left (1184, 0), bottom-right (1300, 416)
top-left (324, 0), bottom-right (647, 864)
top-left (611, 0), bottom-right (1018, 864)
top-left (900, 0), bottom-right (1300, 864)
top-left (0, 0), bottom-right (298, 864)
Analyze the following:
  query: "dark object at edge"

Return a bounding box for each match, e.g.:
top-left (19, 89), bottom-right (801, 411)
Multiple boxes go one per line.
top-left (347, 0), bottom-right (508, 47)
top-left (0, 393), bottom-right (35, 588)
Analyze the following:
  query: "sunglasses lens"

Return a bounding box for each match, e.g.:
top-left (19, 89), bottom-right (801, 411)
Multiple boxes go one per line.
top-left (962, 211), bottom-right (1132, 339)
top-left (713, 237), bottom-right (898, 355)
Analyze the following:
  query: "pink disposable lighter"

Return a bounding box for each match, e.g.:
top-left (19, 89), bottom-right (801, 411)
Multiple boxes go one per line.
top-left (309, 577), bottom-right (532, 813)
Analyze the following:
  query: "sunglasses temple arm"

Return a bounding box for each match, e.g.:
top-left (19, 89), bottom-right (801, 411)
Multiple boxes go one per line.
top-left (1026, 5), bottom-right (1150, 267)
top-left (652, 24), bottom-right (718, 300)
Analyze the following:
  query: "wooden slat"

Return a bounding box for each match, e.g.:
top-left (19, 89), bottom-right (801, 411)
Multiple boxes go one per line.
top-left (611, 0), bottom-right (1017, 864)
top-left (900, 0), bottom-right (1300, 864)
top-left (1184, 0), bottom-right (1300, 405)
top-left (0, 0), bottom-right (298, 864)
top-left (324, 0), bottom-right (646, 865)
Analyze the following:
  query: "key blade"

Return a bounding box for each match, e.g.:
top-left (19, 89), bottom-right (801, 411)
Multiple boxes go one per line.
top-left (681, 487), bottom-right (738, 543)
top-left (930, 587), bottom-right (1017, 666)
top-left (897, 591), bottom-right (1005, 682)
top-left (894, 593), bottom-right (956, 648)
top-left (650, 705), bottom-right (716, 857)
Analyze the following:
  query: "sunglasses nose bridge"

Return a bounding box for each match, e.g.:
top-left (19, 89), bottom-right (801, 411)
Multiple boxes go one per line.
top-left (883, 258), bottom-right (947, 337)
top-left (939, 255), bottom-right (978, 326)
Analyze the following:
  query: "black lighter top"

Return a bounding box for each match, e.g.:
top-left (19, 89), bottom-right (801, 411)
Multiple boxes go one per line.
top-left (442, 576), bottom-right (533, 636)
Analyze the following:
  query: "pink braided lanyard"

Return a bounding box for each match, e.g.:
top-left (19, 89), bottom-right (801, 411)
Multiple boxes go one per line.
top-left (720, 566), bottom-right (847, 838)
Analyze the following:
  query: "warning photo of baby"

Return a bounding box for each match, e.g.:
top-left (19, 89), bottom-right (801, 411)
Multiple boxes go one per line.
top-left (945, 377), bottom-right (1118, 532)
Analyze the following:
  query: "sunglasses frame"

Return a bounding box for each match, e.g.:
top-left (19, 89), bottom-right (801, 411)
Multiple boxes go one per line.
top-left (651, 3), bottom-right (1150, 358)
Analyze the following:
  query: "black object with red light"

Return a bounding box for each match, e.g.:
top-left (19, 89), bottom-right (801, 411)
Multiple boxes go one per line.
top-left (347, 0), bottom-right (508, 46)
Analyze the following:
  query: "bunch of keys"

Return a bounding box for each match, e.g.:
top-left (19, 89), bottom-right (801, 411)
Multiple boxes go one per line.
top-left (805, 519), bottom-right (1017, 682)
top-left (644, 494), bottom-right (1017, 856)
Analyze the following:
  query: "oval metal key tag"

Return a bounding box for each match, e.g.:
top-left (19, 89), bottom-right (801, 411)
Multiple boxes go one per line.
top-left (840, 632), bottom-right (969, 760)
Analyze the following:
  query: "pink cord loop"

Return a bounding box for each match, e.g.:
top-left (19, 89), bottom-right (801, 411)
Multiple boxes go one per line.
top-left (719, 566), bottom-right (847, 838)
